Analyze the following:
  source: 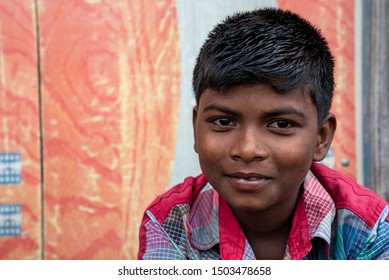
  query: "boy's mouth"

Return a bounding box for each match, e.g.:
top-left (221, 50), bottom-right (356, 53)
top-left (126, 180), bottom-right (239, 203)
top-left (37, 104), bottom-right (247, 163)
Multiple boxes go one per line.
top-left (224, 172), bottom-right (271, 192)
top-left (226, 172), bottom-right (271, 193)
top-left (226, 172), bottom-right (271, 181)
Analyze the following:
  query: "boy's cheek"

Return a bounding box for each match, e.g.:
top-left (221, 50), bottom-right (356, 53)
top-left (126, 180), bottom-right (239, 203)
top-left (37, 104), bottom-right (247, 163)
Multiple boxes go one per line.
top-left (196, 141), bottom-right (221, 160)
top-left (276, 150), bottom-right (315, 178)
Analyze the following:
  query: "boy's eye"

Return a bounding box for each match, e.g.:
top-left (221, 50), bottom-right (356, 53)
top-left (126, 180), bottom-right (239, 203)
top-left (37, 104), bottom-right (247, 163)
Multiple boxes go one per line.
top-left (268, 120), bottom-right (293, 129)
top-left (212, 117), bottom-right (236, 127)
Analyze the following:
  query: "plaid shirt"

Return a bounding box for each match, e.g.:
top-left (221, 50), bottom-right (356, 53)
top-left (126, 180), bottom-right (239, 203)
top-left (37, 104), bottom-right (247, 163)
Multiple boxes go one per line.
top-left (138, 163), bottom-right (389, 260)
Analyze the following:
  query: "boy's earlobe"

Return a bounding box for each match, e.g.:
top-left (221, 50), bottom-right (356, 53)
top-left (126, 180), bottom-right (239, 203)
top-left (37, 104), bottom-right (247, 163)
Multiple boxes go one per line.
top-left (314, 113), bottom-right (337, 161)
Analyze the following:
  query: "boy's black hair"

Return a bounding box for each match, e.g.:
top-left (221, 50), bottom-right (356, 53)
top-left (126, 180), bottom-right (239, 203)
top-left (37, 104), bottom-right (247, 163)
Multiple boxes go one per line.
top-left (192, 8), bottom-right (335, 122)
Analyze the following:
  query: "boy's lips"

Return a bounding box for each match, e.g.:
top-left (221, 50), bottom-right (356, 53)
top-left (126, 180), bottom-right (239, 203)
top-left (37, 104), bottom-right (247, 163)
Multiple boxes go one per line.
top-left (225, 172), bottom-right (272, 191)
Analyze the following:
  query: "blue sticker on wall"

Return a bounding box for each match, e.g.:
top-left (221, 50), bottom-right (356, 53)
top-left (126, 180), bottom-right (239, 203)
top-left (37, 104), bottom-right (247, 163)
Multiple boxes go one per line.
top-left (0, 153), bottom-right (22, 185)
top-left (0, 204), bottom-right (22, 237)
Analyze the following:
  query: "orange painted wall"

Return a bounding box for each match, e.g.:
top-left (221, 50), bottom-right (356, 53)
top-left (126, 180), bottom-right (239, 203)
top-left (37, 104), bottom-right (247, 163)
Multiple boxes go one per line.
top-left (0, 0), bottom-right (355, 259)
top-left (1, 0), bottom-right (180, 259)
top-left (39, 0), bottom-right (180, 259)
top-left (0, 0), bottom-right (42, 259)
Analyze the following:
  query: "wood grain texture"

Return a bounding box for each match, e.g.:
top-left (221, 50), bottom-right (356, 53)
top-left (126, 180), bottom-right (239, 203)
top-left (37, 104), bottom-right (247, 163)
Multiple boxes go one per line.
top-left (363, 0), bottom-right (389, 200)
top-left (38, 0), bottom-right (180, 259)
top-left (0, 0), bottom-right (41, 259)
top-left (279, 0), bottom-right (356, 179)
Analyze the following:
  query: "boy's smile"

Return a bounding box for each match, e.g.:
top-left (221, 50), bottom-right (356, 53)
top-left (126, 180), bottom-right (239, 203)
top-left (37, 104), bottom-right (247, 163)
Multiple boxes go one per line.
top-left (193, 84), bottom-right (335, 217)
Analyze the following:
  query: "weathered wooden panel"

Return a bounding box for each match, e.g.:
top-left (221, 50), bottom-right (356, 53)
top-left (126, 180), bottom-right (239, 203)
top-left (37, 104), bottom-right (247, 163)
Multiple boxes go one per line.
top-left (279, 0), bottom-right (356, 180)
top-left (38, 0), bottom-right (180, 259)
top-left (362, 0), bottom-right (389, 200)
top-left (0, 0), bottom-right (41, 259)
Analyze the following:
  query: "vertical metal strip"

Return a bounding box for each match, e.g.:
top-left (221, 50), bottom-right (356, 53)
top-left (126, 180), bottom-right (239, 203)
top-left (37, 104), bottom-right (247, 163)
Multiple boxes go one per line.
top-left (33, 0), bottom-right (45, 260)
top-left (355, 0), bottom-right (364, 185)
top-left (362, 0), bottom-right (372, 189)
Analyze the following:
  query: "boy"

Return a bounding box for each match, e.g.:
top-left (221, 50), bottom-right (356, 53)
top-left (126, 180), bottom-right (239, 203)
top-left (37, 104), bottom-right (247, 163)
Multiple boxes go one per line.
top-left (138, 8), bottom-right (389, 260)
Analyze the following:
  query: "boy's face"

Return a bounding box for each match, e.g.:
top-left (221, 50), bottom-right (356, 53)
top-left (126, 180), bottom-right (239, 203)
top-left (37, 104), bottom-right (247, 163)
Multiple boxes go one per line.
top-left (193, 84), bottom-right (335, 214)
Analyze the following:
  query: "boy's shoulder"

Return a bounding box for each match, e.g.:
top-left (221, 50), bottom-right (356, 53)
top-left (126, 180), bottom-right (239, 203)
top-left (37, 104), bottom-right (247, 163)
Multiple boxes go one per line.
top-left (310, 162), bottom-right (389, 226)
top-left (143, 174), bottom-right (208, 223)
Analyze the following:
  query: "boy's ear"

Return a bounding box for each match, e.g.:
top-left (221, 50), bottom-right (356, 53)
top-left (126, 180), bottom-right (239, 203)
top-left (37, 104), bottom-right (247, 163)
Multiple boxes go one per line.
top-left (314, 113), bottom-right (337, 161)
top-left (192, 106), bottom-right (199, 154)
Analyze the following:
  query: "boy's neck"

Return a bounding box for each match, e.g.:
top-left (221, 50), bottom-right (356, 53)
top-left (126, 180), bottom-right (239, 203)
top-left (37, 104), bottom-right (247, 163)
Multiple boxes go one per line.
top-left (234, 204), bottom-right (294, 236)
top-left (244, 224), bottom-right (291, 260)
top-left (232, 185), bottom-right (302, 259)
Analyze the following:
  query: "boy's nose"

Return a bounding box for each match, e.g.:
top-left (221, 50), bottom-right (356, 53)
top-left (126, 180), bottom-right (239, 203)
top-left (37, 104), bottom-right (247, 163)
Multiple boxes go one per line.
top-left (229, 127), bottom-right (269, 163)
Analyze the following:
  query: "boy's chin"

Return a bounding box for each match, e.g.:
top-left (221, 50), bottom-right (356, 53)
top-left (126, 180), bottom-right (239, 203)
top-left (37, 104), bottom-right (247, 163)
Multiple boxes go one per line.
top-left (229, 199), bottom-right (272, 214)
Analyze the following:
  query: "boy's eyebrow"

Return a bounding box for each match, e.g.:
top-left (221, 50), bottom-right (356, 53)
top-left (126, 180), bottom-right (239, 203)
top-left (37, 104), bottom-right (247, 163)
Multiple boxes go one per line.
top-left (263, 107), bottom-right (307, 118)
top-left (202, 104), bottom-right (239, 116)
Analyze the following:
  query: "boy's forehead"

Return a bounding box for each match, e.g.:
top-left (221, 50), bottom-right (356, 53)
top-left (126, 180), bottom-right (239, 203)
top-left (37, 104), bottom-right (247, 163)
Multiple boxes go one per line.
top-left (197, 84), bottom-right (319, 118)
top-left (199, 84), bottom-right (313, 105)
